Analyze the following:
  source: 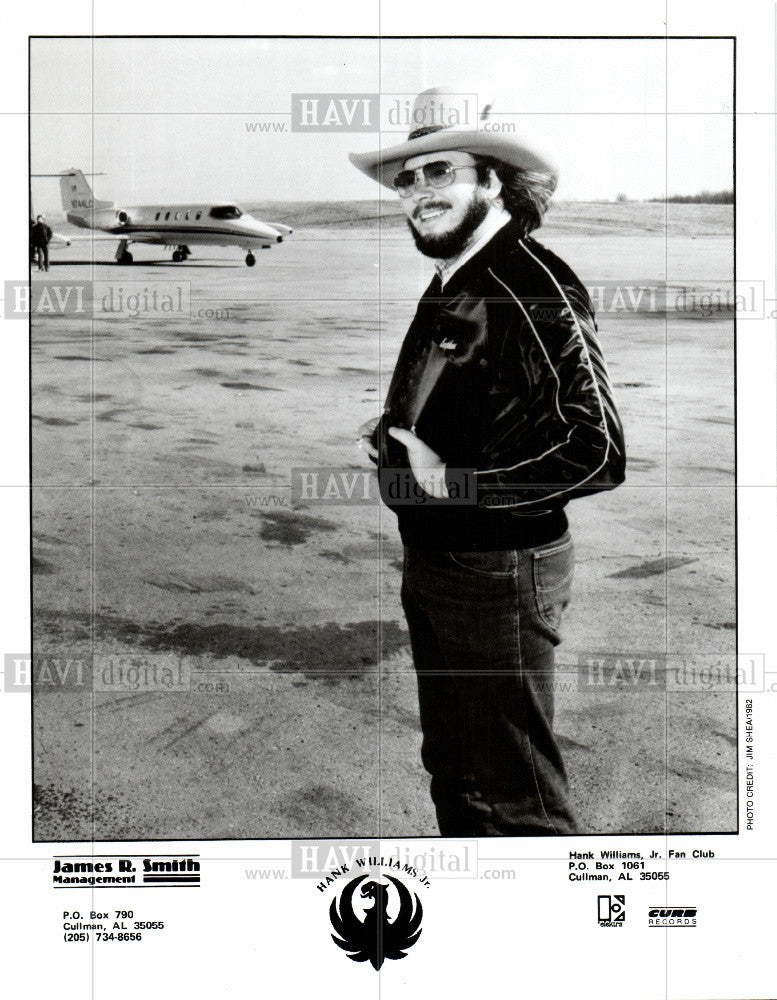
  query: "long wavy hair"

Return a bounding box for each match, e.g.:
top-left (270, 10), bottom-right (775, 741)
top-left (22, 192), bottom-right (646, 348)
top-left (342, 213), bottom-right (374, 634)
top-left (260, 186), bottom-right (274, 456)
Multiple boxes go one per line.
top-left (474, 156), bottom-right (556, 237)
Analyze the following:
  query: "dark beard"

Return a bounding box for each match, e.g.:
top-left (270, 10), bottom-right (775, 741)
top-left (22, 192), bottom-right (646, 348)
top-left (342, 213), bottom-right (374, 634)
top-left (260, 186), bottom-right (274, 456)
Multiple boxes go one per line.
top-left (406, 192), bottom-right (491, 259)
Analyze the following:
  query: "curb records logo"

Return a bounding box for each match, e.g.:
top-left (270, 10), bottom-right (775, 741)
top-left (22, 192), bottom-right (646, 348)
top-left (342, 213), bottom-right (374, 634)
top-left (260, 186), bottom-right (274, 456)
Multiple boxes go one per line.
top-left (598, 895), bottom-right (626, 926)
top-left (329, 873), bottom-right (423, 970)
top-left (648, 906), bottom-right (698, 927)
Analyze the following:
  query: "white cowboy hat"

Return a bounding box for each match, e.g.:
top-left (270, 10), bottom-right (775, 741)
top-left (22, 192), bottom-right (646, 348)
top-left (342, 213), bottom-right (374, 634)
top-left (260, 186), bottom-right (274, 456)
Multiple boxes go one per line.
top-left (349, 87), bottom-right (558, 190)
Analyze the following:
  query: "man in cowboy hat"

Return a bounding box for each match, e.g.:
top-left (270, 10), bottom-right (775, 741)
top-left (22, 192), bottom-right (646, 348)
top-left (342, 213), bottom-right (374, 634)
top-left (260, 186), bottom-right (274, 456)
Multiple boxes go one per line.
top-left (352, 88), bottom-right (625, 836)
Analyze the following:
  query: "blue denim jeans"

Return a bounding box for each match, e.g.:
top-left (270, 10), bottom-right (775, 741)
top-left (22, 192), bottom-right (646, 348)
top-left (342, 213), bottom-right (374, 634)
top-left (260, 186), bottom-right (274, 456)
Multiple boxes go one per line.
top-left (401, 531), bottom-right (577, 836)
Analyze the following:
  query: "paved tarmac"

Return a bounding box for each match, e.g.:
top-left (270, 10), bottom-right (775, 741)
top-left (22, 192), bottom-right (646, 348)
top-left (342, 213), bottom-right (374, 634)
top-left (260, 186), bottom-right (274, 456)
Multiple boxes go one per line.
top-left (31, 203), bottom-right (736, 840)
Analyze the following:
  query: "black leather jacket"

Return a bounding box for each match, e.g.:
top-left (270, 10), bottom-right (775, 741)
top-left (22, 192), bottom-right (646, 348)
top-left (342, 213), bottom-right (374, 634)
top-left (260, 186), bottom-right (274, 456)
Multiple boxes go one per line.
top-left (373, 217), bottom-right (626, 551)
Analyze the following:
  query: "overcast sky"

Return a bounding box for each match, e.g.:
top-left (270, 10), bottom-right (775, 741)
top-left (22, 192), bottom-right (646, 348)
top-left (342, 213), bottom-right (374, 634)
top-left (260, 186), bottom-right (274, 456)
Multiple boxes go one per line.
top-left (31, 36), bottom-right (733, 208)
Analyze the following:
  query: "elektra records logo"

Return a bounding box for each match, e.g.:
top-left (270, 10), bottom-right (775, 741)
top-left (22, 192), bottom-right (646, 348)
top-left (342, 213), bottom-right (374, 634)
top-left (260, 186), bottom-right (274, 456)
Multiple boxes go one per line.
top-left (598, 894), bottom-right (626, 927)
top-left (329, 873), bottom-right (423, 970)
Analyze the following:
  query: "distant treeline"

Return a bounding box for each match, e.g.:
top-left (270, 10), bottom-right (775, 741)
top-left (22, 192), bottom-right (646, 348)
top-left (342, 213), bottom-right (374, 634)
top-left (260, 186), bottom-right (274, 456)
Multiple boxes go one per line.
top-left (245, 200), bottom-right (405, 228)
top-left (647, 190), bottom-right (733, 204)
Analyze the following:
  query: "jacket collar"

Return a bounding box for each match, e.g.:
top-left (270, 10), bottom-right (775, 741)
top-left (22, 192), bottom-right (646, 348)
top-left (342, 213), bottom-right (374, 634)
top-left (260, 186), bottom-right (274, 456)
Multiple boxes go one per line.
top-left (435, 208), bottom-right (512, 288)
top-left (431, 215), bottom-right (525, 300)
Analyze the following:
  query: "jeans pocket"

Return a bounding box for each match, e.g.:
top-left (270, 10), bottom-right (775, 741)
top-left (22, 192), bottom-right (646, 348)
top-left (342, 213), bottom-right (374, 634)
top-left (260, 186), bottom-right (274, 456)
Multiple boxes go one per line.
top-left (531, 533), bottom-right (574, 631)
top-left (448, 549), bottom-right (516, 577)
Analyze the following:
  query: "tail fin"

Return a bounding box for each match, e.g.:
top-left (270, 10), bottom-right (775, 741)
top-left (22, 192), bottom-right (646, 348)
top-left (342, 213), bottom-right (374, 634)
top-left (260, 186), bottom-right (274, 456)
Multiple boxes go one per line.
top-left (59, 169), bottom-right (113, 224)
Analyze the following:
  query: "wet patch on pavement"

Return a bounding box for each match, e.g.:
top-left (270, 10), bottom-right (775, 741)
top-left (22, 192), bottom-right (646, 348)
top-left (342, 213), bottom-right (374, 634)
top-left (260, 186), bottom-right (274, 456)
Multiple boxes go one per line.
top-left (608, 556), bottom-right (698, 579)
top-left (258, 510), bottom-right (339, 545)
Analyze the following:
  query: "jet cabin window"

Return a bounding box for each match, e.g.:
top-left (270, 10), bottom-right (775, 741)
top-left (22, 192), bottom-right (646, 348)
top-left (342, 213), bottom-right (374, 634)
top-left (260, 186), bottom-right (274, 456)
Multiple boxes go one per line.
top-left (165, 211), bottom-right (171, 220)
top-left (155, 212), bottom-right (160, 221)
top-left (209, 205), bottom-right (243, 220)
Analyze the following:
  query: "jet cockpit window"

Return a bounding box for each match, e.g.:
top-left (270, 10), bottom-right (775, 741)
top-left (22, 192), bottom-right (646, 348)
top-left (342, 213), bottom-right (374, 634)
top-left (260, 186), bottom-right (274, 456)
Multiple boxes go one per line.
top-left (209, 205), bottom-right (243, 220)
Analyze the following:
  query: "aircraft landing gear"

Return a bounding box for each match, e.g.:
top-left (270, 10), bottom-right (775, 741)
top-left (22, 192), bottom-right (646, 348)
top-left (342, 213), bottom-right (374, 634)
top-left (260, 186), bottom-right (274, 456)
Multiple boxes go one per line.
top-left (115, 240), bottom-right (134, 265)
top-left (172, 245), bottom-right (191, 262)
top-left (245, 252), bottom-right (256, 267)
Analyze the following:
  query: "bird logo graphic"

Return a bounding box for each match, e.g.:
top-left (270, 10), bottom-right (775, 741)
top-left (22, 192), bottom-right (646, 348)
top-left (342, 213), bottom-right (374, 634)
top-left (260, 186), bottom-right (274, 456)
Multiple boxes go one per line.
top-left (329, 873), bottom-right (423, 970)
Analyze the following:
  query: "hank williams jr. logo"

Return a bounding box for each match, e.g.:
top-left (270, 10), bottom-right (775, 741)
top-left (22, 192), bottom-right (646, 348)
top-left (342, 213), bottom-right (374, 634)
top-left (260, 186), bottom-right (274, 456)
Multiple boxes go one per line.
top-left (329, 873), bottom-right (423, 970)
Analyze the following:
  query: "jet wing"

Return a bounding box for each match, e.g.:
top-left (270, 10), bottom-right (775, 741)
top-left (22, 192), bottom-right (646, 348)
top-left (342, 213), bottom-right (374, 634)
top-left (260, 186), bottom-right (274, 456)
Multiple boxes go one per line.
top-left (57, 233), bottom-right (125, 242)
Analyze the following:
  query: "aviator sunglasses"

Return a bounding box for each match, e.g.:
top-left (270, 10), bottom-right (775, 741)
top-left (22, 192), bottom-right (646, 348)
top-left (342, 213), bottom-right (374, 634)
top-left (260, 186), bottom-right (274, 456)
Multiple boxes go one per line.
top-left (392, 160), bottom-right (478, 198)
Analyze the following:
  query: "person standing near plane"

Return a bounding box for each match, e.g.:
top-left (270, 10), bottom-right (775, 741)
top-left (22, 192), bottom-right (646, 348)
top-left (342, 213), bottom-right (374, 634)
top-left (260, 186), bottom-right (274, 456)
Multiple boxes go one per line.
top-left (28, 169), bottom-right (290, 267)
top-left (31, 214), bottom-right (52, 272)
top-left (351, 88), bottom-right (626, 836)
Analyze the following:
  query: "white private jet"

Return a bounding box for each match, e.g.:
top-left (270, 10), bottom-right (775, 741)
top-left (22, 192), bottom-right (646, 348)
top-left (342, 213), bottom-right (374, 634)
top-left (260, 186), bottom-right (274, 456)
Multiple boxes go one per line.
top-left (32, 169), bottom-right (292, 267)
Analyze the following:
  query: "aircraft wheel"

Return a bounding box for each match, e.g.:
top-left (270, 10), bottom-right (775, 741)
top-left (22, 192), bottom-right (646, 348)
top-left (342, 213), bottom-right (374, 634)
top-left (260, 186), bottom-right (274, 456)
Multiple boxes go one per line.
top-left (172, 250), bottom-right (182, 262)
top-left (119, 252), bottom-right (133, 265)
top-left (245, 253), bottom-right (256, 267)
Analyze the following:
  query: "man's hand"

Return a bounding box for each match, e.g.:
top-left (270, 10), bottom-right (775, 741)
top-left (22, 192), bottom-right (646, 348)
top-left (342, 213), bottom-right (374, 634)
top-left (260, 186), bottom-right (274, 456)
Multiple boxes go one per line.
top-left (388, 427), bottom-right (449, 498)
top-left (356, 416), bottom-right (380, 461)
